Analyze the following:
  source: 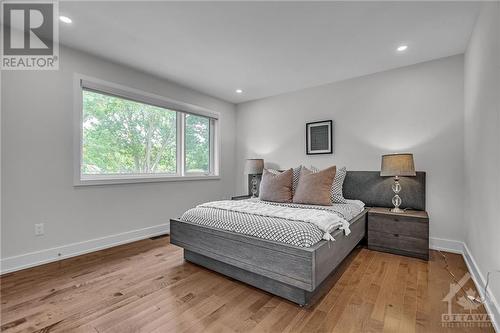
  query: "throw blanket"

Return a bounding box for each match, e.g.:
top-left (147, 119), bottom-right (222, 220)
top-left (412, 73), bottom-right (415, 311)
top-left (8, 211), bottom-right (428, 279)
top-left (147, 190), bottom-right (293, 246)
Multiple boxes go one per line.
top-left (198, 200), bottom-right (351, 241)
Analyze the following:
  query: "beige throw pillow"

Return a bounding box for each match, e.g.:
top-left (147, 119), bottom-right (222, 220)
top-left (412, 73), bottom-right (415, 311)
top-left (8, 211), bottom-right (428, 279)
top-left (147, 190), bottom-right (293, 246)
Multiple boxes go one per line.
top-left (293, 166), bottom-right (336, 205)
top-left (259, 168), bottom-right (293, 203)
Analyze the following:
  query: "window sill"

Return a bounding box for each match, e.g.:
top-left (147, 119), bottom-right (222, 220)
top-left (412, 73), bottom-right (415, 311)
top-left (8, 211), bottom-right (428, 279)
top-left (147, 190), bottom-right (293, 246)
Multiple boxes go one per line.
top-left (74, 175), bottom-right (220, 186)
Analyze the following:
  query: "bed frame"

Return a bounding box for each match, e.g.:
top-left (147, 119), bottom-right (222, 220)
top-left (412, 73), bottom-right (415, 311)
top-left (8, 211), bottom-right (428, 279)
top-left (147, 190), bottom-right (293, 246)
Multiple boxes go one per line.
top-left (170, 171), bottom-right (426, 306)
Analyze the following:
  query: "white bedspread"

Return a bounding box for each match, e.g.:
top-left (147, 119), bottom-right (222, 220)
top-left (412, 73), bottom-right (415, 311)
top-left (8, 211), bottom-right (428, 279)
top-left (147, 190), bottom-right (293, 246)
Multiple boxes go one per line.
top-left (199, 200), bottom-right (351, 241)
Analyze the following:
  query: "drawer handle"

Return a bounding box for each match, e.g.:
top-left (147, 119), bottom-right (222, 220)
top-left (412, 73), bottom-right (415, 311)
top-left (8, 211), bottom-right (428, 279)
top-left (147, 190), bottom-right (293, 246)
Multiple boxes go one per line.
top-left (393, 233), bottom-right (399, 237)
top-left (393, 218), bottom-right (400, 222)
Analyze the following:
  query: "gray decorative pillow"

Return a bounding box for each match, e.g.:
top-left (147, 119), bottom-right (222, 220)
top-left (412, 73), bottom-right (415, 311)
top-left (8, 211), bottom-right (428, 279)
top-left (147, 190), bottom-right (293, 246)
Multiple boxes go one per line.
top-left (259, 168), bottom-right (293, 203)
top-left (311, 166), bottom-right (348, 204)
top-left (268, 166), bottom-right (302, 195)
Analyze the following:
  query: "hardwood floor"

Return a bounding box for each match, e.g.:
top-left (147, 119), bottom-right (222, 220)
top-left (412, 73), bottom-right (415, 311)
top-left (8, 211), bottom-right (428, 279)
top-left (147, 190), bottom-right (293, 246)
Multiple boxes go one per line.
top-left (0, 236), bottom-right (494, 333)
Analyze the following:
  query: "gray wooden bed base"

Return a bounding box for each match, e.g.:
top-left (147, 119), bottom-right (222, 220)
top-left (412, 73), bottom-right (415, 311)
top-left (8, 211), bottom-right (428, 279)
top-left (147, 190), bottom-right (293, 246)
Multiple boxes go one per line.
top-left (170, 209), bottom-right (368, 306)
top-left (171, 170), bottom-right (425, 306)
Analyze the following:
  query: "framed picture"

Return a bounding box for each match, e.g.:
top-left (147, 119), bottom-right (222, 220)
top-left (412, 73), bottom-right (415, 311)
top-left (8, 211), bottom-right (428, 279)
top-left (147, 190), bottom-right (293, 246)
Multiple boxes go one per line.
top-left (306, 120), bottom-right (333, 155)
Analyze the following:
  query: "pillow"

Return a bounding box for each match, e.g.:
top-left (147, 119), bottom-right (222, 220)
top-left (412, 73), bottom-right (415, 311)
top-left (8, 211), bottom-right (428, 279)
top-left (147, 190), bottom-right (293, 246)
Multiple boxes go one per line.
top-left (330, 166), bottom-right (348, 203)
top-left (259, 168), bottom-right (293, 203)
top-left (267, 166), bottom-right (302, 195)
top-left (311, 166), bottom-right (348, 204)
top-left (293, 166), bottom-right (336, 205)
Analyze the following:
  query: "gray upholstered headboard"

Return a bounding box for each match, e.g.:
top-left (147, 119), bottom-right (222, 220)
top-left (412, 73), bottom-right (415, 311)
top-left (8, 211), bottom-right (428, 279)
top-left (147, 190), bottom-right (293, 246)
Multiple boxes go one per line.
top-left (343, 171), bottom-right (426, 210)
top-left (248, 170), bottom-right (426, 210)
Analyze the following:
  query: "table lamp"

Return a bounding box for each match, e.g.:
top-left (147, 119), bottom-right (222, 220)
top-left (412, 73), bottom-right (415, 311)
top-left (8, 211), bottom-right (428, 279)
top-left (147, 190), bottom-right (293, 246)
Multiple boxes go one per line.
top-left (244, 159), bottom-right (264, 197)
top-left (380, 153), bottom-right (416, 213)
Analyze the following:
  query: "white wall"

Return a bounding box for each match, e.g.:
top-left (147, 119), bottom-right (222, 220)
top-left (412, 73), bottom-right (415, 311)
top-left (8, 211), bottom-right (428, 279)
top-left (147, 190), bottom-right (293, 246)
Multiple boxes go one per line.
top-left (464, 1), bottom-right (500, 319)
top-left (236, 55), bottom-right (465, 243)
top-left (1, 46), bottom-right (236, 267)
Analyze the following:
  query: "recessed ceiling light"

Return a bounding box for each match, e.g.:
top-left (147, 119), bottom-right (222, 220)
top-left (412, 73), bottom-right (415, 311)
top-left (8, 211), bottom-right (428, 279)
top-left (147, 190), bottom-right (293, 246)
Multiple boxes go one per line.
top-left (59, 16), bottom-right (72, 24)
top-left (397, 45), bottom-right (408, 52)
top-left (235, 89), bottom-right (243, 94)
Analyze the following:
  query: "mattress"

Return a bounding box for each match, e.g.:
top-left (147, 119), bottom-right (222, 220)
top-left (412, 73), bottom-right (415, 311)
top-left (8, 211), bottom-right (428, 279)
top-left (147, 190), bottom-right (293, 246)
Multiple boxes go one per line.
top-left (180, 199), bottom-right (364, 248)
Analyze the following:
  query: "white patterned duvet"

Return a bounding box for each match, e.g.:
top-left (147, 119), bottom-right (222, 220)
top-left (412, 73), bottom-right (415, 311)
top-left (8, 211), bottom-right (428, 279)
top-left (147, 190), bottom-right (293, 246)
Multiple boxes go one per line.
top-left (180, 199), bottom-right (364, 248)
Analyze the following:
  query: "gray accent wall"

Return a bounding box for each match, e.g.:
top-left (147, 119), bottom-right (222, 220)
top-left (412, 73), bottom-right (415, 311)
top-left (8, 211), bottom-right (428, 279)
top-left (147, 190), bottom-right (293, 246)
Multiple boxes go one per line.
top-left (235, 55), bottom-right (465, 244)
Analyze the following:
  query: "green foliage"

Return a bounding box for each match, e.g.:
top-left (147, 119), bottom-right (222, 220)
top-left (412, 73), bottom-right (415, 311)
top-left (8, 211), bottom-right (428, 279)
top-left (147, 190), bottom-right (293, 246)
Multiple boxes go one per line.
top-left (185, 114), bottom-right (209, 173)
top-left (82, 90), bottom-right (211, 176)
top-left (83, 90), bottom-right (176, 174)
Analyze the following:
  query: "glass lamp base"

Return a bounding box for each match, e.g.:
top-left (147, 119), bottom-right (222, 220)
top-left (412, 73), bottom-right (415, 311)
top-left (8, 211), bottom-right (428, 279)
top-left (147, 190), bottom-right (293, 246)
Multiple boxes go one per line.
top-left (251, 176), bottom-right (258, 198)
top-left (391, 178), bottom-right (404, 213)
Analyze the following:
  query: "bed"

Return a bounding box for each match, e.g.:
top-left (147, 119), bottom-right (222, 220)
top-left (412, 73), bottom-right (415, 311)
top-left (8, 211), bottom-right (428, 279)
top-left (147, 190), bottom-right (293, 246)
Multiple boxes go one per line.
top-left (170, 171), bottom-right (426, 306)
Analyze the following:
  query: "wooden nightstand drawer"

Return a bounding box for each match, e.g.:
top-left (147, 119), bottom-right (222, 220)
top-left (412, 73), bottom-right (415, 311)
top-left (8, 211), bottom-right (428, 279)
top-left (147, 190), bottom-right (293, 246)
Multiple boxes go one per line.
top-left (368, 207), bottom-right (429, 260)
top-left (368, 230), bottom-right (428, 255)
top-left (368, 214), bottom-right (428, 239)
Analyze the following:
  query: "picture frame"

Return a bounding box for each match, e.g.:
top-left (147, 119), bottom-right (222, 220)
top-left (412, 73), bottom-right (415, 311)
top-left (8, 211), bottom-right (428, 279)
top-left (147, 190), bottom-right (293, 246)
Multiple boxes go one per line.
top-left (306, 120), bottom-right (333, 155)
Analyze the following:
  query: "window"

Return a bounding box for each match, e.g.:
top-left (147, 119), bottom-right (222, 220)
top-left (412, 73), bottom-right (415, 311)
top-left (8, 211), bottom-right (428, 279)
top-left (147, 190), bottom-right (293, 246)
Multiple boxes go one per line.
top-left (184, 114), bottom-right (211, 174)
top-left (82, 90), bottom-right (178, 175)
top-left (75, 76), bottom-right (219, 185)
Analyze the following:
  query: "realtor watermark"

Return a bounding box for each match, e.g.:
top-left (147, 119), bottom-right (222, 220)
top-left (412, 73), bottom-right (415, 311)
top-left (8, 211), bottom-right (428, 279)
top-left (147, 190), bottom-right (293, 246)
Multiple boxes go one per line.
top-left (441, 272), bottom-right (492, 328)
top-left (1, 0), bottom-right (59, 70)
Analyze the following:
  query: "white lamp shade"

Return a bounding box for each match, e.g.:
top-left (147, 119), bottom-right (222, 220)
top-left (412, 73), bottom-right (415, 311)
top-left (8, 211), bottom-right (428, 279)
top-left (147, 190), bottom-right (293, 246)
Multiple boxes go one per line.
top-left (244, 159), bottom-right (264, 174)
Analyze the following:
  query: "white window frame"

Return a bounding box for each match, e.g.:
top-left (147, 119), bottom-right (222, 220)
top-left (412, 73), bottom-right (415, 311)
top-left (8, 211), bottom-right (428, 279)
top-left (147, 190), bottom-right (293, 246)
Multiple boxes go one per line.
top-left (73, 74), bottom-right (220, 186)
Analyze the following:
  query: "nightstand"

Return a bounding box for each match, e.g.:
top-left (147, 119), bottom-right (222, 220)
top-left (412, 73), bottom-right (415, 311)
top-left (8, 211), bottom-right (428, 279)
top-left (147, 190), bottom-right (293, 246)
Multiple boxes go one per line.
top-left (368, 207), bottom-right (429, 260)
top-left (231, 195), bottom-right (252, 200)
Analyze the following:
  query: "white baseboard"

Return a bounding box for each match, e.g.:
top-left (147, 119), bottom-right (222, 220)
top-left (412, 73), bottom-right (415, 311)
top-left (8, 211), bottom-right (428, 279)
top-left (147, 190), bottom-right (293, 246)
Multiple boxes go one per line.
top-left (462, 243), bottom-right (500, 333)
top-left (429, 236), bottom-right (464, 254)
top-left (0, 223), bottom-right (170, 275)
top-left (430, 237), bottom-right (499, 332)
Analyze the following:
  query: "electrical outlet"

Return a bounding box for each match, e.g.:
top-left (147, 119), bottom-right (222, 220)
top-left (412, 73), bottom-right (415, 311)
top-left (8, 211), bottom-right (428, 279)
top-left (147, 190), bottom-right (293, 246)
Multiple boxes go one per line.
top-left (35, 223), bottom-right (44, 236)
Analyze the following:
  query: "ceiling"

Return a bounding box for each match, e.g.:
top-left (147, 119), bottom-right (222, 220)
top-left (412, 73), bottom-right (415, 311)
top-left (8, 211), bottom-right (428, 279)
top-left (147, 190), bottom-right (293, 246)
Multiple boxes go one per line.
top-left (59, 1), bottom-right (479, 103)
